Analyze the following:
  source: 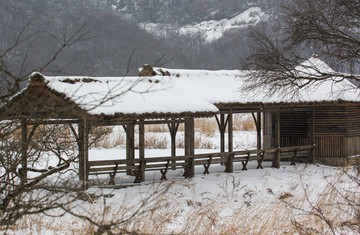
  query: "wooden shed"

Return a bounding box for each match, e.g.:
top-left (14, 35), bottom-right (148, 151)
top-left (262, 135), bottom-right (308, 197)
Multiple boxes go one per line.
top-left (270, 104), bottom-right (360, 164)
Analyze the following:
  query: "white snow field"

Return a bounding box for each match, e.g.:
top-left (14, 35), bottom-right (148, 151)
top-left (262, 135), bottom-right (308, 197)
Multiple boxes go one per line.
top-left (12, 129), bottom-right (359, 234)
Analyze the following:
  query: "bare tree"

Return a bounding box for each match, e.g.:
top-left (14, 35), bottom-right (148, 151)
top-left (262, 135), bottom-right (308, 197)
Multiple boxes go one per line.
top-left (243, 0), bottom-right (360, 95)
top-left (0, 21), bottom-right (171, 233)
top-left (281, 166), bottom-right (360, 234)
top-left (0, 25), bottom-right (94, 228)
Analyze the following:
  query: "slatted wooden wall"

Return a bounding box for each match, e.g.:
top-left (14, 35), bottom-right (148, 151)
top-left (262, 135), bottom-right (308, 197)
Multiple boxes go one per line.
top-left (270, 105), bottom-right (360, 159)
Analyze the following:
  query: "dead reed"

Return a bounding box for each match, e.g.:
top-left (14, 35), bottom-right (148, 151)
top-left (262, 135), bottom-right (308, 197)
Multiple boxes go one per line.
top-left (13, 169), bottom-right (359, 234)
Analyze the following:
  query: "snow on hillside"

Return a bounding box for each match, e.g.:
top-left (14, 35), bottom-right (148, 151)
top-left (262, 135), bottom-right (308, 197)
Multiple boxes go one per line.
top-left (139, 7), bottom-right (266, 43)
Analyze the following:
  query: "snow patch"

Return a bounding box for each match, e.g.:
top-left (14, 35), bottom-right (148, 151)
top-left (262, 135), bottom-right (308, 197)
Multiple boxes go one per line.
top-left (139, 7), bottom-right (266, 43)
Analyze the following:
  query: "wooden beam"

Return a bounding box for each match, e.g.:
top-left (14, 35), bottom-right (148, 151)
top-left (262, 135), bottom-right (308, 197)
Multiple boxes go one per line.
top-left (27, 119), bottom-right (79, 125)
top-left (90, 119), bottom-right (186, 127)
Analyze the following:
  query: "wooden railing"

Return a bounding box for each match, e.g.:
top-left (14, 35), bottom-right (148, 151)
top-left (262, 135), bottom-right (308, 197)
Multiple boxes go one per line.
top-left (88, 145), bottom-right (315, 185)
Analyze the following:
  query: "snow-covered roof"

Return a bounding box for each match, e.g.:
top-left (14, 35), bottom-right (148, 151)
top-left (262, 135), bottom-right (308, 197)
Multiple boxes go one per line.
top-left (21, 56), bottom-right (360, 118)
top-left (152, 57), bottom-right (359, 105)
top-left (42, 75), bottom-right (219, 116)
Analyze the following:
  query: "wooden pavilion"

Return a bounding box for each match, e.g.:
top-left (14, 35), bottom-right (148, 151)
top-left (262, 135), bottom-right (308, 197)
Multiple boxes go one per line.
top-left (1, 56), bottom-right (359, 188)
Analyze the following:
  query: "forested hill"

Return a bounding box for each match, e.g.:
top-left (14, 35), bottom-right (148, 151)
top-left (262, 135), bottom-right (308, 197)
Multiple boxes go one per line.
top-left (1, 0), bottom-right (287, 76)
top-left (0, 0), bottom-right (187, 76)
top-left (107, 0), bottom-right (283, 25)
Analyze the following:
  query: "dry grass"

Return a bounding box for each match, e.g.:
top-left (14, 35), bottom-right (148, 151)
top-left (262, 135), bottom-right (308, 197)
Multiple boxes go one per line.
top-left (144, 134), bottom-right (168, 149)
top-left (233, 114), bottom-right (256, 131)
top-left (146, 124), bottom-right (168, 133)
top-left (92, 115), bottom-right (257, 149)
top-left (195, 118), bottom-right (217, 137)
top-left (92, 128), bottom-right (125, 149)
top-left (194, 134), bottom-right (217, 149)
top-left (12, 170), bottom-right (359, 234)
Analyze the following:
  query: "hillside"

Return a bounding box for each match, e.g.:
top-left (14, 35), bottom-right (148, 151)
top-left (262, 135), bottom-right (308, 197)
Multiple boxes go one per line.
top-left (0, 0), bottom-right (188, 76)
top-left (140, 7), bottom-right (267, 43)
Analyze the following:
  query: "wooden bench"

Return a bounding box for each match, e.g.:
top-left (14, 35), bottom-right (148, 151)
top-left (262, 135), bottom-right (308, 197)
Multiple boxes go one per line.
top-left (88, 156), bottom-right (189, 184)
top-left (87, 145), bottom-right (315, 185)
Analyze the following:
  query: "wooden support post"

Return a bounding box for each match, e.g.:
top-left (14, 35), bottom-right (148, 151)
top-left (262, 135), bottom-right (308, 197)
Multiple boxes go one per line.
top-left (257, 112), bottom-right (262, 150)
top-left (220, 114), bottom-right (225, 152)
top-left (228, 112), bottom-right (233, 152)
top-left (184, 118), bottom-right (195, 178)
top-left (139, 123), bottom-right (145, 160)
top-left (273, 111), bottom-right (281, 168)
top-left (184, 120), bottom-right (190, 156)
top-left (129, 124), bottom-right (135, 161)
top-left (309, 107), bottom-right (315, 163)
top-left (168, 121), bottom-right (179, 170)
top-left (225, 154), bottom-right (234, 173)
top-left (21, 119), bottom-right (28, 184)
top-left (262, 112), bottom-right (271, 149)
top-left (140, 160), bottom-right (146, 182)
top-left (189, 118), bottom-right (195, 177)
top-left (124, 124), bottom-right (135, 175)
top-left (251, 112), bottom-right (262, 150)
top-left (79, 119), bottom-right (89, 189)
top-left (189, 119), bottom-right (195, 156)
top-left (216, 114), bottom-right (228, 165)
top-left (226, 112), bottom-right (234, 173)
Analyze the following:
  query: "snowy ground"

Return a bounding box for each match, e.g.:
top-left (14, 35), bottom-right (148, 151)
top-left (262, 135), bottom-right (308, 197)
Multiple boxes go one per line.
top-left (11, 129), bottom-right (359, 234)
top-left (15, 162), bottom-right (358, 234)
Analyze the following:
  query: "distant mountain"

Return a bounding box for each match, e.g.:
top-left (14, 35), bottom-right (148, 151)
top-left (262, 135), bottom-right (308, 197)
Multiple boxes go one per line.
top-left (1, 0), bottom-right (295, 79)
top-left (107, 0), bottom-right (280, 25)
top-left (139, 7), bottom-right (267, 43)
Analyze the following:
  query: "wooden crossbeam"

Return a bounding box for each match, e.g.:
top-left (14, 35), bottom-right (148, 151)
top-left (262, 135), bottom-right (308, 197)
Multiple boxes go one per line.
top-left (291, 148), bottom-right (298, 166)
top-left (160, 160), bottom-right (170, 180)
top-left (203, 156), bottom-right (212, 174)
top-left (109, 163), bottom-right (119, 185)
top-left (242, 153), bottom-right (251, 171)
top-left (256, 151), bottom-right (265, 169)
